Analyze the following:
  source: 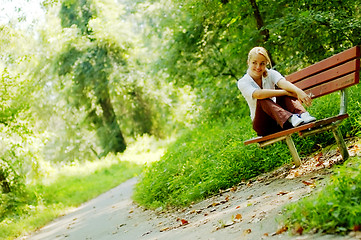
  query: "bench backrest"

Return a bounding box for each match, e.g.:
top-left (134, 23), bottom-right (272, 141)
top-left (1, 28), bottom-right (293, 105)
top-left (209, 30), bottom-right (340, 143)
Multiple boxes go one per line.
top-left (286, 46), bottom-right (360, 99)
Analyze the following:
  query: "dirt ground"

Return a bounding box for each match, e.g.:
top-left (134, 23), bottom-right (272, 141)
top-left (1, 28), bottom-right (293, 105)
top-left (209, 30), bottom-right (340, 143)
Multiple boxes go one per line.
top-left (22, 143), bottom-right (361, 240)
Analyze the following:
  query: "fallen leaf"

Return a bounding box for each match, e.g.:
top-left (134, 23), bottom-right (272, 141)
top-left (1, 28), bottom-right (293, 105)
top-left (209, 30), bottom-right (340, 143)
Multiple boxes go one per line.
top-left (302, 180), bottom-right (316, 188)
top-left (181, 219), bottom-right (189, 225)
top-left (188, 209), bottom-right (196, 214)
top-left (207, 202), bottom-right (220, 208)
top-left (243, 229), bottom-right (252, 235)
top-left (314, 152), bottom-right (323, 161)
top-left (235, 214), bottom-right (242, 221)
top-left (353, 225), bottom-right (361, 231)
top-left (142, 231), bottom-right (152, 236)
top-left (160, 227), bottom-right (171, 232)
top-left (277, 191), bottom-right (289, 196)
top-left (275, 226), bottom-right (288, 235)
top-left (294, 225), bottom-right (304, 235)
top-left (302, 180), bottom-right (314, 186)
top-left (224, 220), bottom-right (235, 227)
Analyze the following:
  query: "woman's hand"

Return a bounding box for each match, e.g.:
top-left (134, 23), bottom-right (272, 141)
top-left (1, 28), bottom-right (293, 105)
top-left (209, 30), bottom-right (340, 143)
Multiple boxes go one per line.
top-left (278, 79), bottom-right (312, 106)
top-left (295, 89), bottom-right (312, 107)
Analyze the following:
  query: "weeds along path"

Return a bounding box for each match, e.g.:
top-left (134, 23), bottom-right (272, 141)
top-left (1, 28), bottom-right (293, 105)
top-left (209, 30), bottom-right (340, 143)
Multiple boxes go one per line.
top-left (23, 144), bottom-right (361, 240)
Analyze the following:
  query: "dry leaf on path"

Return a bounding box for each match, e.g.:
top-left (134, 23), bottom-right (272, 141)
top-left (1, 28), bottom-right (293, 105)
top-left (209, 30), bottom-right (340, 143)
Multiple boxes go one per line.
top-left (235, 214), bottom-right (242, 221)
top-left (302, 180), bottom-right (316, 188)
top-left (180, 219), bottom-right (189, 225)
top-left (274, 225), bottom-right (288, 235)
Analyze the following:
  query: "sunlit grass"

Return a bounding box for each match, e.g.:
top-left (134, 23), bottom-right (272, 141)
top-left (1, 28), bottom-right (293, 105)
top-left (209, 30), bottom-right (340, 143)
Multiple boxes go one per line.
top-left (120, 134), bottom-right (175, 165)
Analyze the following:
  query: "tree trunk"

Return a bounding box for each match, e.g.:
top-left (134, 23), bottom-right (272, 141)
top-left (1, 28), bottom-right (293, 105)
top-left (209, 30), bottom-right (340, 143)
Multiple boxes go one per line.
top-left (249, 0), bottom-right (269, 42)
top-left (98, 87), bottom-right (127, 154)
top-left (0, 170), bottom-right (10, 193)
top-left (248, 0), bottom-right (275, 66)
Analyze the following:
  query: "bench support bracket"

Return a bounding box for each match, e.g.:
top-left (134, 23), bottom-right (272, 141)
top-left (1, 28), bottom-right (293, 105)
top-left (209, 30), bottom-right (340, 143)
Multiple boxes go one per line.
top-left (285, 135), bottom-right (301, 167)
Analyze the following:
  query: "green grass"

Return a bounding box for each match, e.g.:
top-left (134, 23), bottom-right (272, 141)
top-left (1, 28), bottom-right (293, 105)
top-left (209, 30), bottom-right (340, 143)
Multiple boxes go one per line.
top-left (0, 158), bottom-right (142, 240)
top-left (281, 156), bottom-right (361, 234)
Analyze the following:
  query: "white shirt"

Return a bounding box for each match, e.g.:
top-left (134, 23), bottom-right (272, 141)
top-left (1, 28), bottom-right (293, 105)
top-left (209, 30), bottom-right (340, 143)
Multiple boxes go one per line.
top-left (237, 69), bottom-right (284, 120)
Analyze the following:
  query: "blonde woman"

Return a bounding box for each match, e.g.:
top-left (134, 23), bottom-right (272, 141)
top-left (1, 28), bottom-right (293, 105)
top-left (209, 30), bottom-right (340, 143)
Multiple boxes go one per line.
top-left (237, 47), bottom-right (316, 136)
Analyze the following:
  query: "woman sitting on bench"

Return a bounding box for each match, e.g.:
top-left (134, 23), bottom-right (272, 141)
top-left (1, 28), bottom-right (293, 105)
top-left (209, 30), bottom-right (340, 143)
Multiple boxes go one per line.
top-left (237, 46), bottom-right (316, 136)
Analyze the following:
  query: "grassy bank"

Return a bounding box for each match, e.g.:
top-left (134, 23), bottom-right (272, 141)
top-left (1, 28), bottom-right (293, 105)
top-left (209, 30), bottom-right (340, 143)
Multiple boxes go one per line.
top-left (282, 155), bottom-right (361, 234)
top-left (133, 118), bottom-right (292, 208)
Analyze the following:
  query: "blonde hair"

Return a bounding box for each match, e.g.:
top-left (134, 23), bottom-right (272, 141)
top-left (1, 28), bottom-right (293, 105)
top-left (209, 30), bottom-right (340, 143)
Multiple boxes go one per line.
top-left (247, 46), bottom-right (272, 69)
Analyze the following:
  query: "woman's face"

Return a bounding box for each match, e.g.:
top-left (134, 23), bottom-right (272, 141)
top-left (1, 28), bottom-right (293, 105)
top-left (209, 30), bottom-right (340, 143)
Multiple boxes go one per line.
top-left (248, 53), bottom-right (267, 80)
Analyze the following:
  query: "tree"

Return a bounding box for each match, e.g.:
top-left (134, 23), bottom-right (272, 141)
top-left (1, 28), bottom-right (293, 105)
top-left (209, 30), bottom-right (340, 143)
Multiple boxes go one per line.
top-left (0, 25), bottom-right (39, 193)
top-left (55, 0), bottom-right (128, 154)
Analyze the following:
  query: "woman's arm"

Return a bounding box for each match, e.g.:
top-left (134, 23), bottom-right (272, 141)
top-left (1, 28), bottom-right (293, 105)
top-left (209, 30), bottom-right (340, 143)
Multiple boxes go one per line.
top-left (252, 78), bottom-right (312, 106)
top-left (252, 89), bottom-right (290, 99)
top-left (277, 78), bottom-right (312, 106)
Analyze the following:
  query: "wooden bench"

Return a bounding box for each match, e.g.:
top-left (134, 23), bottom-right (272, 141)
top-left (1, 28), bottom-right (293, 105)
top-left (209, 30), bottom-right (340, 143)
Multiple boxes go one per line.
top-left (244, 46), bottom-right (360, 167)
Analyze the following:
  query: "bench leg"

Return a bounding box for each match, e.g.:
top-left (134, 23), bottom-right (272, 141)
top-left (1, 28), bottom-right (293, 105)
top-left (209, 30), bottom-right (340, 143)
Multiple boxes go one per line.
top-left (285, 136), bottom-right (301, 167)
top-left (332, 128), bottom-right (349, 161)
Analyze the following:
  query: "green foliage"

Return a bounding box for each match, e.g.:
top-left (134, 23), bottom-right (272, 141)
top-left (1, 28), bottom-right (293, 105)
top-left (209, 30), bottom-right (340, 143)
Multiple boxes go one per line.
top-left (282, 157), bottom-right (361, 234)
top-left (60, 0), bottom-right (95, 35)
top-left (0, 25), bottom-right (41, 203)
top-left (56, 0), bottom-right (128, 154)
top-left (267, 0), bottom-right (361, 73)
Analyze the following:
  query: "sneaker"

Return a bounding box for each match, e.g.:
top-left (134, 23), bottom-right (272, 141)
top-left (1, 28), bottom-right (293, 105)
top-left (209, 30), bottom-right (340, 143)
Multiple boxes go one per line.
top-left (288, 114), bottom-right (304, 127)
top-left (300, 112), bottom-right (316, 123)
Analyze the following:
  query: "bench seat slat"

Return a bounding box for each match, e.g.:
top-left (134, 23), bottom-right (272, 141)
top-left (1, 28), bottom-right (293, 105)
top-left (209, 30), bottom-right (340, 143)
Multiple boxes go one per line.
top-left (293, 59), bottom-right (360, 91)
top-left (244, 114), bottom-right (349, 145)
top-left (287, 46), bottom-right (361, 83)
top-left (304, 72), bottom-right (360, 99)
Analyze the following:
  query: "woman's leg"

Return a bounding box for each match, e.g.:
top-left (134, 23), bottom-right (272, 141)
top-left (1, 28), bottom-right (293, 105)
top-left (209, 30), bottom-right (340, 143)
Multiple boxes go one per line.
top-left (253, 99), bottom-right (292, 136)
top-left (253, 97), bottom-right (311, 136)
top-left (276, 96), bottom-right (306, 115)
